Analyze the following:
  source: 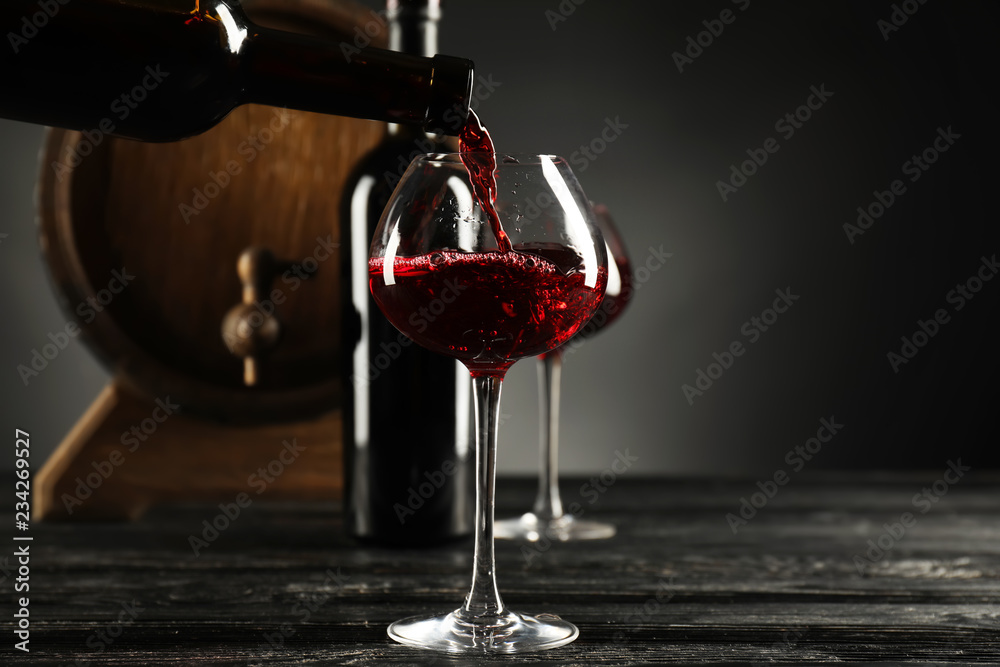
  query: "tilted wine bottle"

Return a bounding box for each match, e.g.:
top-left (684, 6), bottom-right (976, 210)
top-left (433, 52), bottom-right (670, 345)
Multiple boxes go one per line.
top-left (0, 0), bottom-right (473, 140)
top-left (341, 0), bottom-right (473, 545)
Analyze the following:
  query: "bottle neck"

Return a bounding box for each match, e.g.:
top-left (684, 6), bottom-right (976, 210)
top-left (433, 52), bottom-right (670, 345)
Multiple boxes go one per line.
top-left (241, 21), bottom-right (469, 133)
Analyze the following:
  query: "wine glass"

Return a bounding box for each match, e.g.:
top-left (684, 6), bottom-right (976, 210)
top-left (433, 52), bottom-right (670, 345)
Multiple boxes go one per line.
top-left (369, 152), bottom-right (607, 653)
top-left (495, 204), bottom-right (632, 542)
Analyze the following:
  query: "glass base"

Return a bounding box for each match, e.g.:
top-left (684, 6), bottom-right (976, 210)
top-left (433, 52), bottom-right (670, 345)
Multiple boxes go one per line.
top-left (494, 512), bottom-right (616, 541)
top-left (388, 608), bottom-right (578, 653)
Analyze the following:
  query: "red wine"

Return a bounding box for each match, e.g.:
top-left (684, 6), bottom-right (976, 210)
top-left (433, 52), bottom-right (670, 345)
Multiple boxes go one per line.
top-left (569, 205), bottom-right (633, 341)
top-left (370, 251), bottom-right (606, 376)
top-left (574, 253), bottom-right (632, 343)
top-left (458, 109), bottom-right (512, 253)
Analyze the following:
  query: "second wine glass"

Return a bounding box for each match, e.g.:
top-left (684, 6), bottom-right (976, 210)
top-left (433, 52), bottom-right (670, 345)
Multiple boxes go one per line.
top-left (495, 205), bottom-right (633, 542)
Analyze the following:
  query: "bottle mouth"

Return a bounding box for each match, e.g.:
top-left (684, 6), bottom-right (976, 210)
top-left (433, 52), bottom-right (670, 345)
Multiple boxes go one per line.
top-left (388, 0), bottom-right (442, 21)
top-left (426, 55), bottom-right (474, 135)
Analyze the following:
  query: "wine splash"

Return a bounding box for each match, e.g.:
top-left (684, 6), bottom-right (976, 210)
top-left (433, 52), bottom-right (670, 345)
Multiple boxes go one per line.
top-left (459, 109), bottom-right (512, 253)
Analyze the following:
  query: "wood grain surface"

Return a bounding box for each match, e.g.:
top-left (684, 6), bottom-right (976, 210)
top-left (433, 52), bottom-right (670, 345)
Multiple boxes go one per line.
top-left (6, 475), bottom-right (1000, 665)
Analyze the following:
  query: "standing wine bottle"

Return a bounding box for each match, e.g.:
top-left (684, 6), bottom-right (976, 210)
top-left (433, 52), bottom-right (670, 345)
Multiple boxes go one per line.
top-left (342, 0), bottom-right (472, 545)
top-left (0, 0), bottom-right (472, 139)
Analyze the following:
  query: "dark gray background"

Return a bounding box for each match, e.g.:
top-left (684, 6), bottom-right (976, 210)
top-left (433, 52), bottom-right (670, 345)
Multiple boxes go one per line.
top-left (1, 0), bottom-right (997, 476)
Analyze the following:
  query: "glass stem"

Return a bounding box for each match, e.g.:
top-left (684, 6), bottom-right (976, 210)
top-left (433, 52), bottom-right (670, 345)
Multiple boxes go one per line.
top-left (533, 350), bottom-right (564, 521)
top-left (460, 374), bottom-right (506, 620)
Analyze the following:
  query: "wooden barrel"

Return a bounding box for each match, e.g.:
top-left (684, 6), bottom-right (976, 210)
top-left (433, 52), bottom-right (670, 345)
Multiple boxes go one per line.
top-left (37, 0), bottom-right (387, 424)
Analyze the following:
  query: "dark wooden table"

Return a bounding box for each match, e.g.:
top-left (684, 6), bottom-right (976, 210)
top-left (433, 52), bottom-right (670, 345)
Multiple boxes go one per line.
top-left (6, 474), bottom-right (1000, 665)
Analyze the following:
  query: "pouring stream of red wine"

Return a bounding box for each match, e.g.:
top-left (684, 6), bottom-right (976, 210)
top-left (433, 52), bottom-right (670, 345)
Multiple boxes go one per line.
top-left (459, 109), bottom-right (513, 253)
